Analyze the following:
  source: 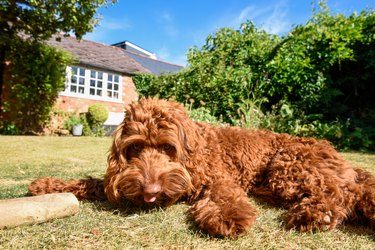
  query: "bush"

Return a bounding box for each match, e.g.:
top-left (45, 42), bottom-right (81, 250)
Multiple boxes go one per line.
top-left (0, 121), bottom-right (20, 135)
top-left (80, 114), bottom-right (93, 136)
top-left (4, 38), bottom-right (73, 133)
top-left (86, 103), bottom-right (108, 137)
top-left (132, 4), bottom-right (375, 150)
top-left (87, 103), bottom-right (108, 126)
top-left (188, 106), bottom-right (223, 126)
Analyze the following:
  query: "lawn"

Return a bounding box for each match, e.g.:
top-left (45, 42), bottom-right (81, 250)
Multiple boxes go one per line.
top-left (0, 136), bottom-right (374, 249)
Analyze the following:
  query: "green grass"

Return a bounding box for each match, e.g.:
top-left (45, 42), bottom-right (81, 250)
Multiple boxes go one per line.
top-left (0, 136), bottom-right (374, 249)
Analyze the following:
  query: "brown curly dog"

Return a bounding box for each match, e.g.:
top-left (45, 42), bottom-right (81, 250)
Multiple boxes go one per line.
top-left (29, 98), bottom-right (375, 237)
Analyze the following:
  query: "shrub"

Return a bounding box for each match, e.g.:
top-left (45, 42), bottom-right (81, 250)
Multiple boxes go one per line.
top-left (80, 113), bottom-right (93, 136)
top-left (87, 103), bottom-right (108, 126)
top-left (0, 121), bottom-right (20, 135)
top-left (86, 103), bottom-right (108, 137)
top-left (188, 106), bottom-right (222, 125)
top-left (4, 38), bottom-right (73, 133)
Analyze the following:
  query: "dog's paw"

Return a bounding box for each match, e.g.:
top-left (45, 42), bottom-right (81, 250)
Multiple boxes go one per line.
top-left (188, 196), bottom-right (256, 237)
top-left (284, 201), bottom-right (341, 232)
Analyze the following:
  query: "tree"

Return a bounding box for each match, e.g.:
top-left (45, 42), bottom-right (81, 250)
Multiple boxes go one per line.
top-left (133, 4), bottom-right (375, 149)
top-left (0, 0), bottom-right (116, 133)
top-left (0, 0), bottom-right (115, 109)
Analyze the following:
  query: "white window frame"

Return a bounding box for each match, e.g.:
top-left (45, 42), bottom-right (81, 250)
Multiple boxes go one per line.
top-left (60, 66), bottom-right (123, 103)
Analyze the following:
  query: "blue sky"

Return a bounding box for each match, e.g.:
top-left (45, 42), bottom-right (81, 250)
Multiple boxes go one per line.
top-left (84, 0), bottom-right (374, 66)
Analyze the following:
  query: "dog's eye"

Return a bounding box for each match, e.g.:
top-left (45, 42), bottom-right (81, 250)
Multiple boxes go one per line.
top-left (131, 143), bottom-right (143, 153)
top-left (161, 144), bottom-right (174, 153)
top-left (126, 143), bottom-right (144, 160)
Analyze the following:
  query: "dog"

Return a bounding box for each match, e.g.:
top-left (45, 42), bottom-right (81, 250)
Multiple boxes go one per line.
top-left (29, 97), bottom-right (375, 237)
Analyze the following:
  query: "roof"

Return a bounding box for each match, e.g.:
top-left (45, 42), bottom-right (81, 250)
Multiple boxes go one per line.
top-left (124, 50), bottom-right (184, 75)
top-left (47, 35), bottom-right (150, 75)
top-left (112, 41), bottom-right (155, 58)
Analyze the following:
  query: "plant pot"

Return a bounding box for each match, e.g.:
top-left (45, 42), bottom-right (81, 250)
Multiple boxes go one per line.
top-left (72, 124), bottom-right (83, 136)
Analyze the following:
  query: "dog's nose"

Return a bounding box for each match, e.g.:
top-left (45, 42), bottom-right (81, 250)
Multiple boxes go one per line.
top-left (143, 183), bottom-right (161, 203)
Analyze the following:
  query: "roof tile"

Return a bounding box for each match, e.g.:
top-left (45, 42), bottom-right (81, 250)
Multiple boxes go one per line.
top-left (48, 35), bottom-right (150, 75)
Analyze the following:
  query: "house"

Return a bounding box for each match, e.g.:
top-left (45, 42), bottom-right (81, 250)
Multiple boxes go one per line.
top-left (47, 34), bottom-right (150, 128)
top-left (1, 34), bottom-right (184, 133)
top-left (112, 41), bottom-right (184, 75)
top-left (49, 36), bottom-right (184, 129)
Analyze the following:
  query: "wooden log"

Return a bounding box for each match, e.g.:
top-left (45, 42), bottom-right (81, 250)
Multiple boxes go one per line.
top-left (0, 193), bottom-right (79, 229)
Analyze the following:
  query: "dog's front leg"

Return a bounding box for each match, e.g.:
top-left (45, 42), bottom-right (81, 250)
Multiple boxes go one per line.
top-left (188, 178), bottom-right (256, 237)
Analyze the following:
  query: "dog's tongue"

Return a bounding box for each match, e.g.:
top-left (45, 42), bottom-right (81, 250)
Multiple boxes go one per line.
top-left (144, 194), bottom-right (157, 203)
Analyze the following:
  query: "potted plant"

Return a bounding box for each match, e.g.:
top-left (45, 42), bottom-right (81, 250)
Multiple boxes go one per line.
top-left (65, 114), bottom-right (83, 136)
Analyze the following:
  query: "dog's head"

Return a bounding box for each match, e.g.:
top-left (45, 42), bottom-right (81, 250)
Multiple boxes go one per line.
top-left (104, 98), bottom-right (199, 206)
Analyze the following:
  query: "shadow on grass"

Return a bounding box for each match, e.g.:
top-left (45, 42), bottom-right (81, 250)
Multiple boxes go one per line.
top-left (251, 193), bottom-right (375, 240)
top-left (72, 192), bottom-right (375, 241)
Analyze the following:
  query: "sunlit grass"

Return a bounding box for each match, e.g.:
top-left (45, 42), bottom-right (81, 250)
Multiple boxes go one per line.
top-left (0, 136), bottom-right (374, 249)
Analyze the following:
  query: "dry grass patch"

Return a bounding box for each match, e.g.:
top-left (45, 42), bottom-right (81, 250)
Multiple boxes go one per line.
top-left (0, 136), bottom-right (374, 249)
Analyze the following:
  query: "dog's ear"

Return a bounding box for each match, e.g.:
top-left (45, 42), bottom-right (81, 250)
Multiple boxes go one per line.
top-left (169, 105), bottom-right (201, 160)
top-left (104, 122), bottom-right (127, 203)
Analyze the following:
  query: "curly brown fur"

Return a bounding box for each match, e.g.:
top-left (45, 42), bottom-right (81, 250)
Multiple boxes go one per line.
top-left (28, 97), bottom-right (375, 237)
top-left (28, 177), bottom-right (106, 201)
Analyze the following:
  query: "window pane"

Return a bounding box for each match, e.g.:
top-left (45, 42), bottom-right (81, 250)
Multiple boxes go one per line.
top-left (90, 71), bottom-right (96, 78)
top-left (79, 68), bottom-right (85, 76)
top-left (79, 87), bottom-right (84, 93)
top-left (107, 91), bottom-right (112, 97)
top-left (114, 92), bottom-right (119, 99)
top-left (71, 85), bottom-right (77, 93)
top-left (98, 72), bottom-right (103, 79)
top-left (90, 80), bottom-right (95, 87)
top-left (108, 74), bottom-right (113, 82)
top-left (72, 67), bottom-right (78, 75)
top-left (97, 89), bottom-right (102, 96)
top-left (114, 84), bottom-right (118, 91)
top-left (114, 75), bottom-right (119, 82)
top-left (79, 78), bottom-right (84, 85)
top-left (90, 88), bottom-right (95, 95)
top-left (107, 83), bottom-right (112, 90)
top-left (71, 76), bottom-right (77, 84)
top-left (98, 81), bottom-right (102, 88)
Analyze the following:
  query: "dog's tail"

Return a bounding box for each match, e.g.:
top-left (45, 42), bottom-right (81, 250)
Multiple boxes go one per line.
top-left (355, 168), bottom-right (375, 227)
top-left (28, 177), bottom-right (106, 201)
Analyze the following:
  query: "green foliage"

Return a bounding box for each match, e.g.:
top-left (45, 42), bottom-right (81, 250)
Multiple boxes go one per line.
top-left (134, 21), bottom-right (279, 120)
top-left (87, 103), bottom-right (108, 126)
top-left (0, 121), bottom-right (20, 135)
top-left (133, 2), bottom-right (375, 150)
top-left (266, 4), bottom-right (375, 115)
top-left (4, 38), bottom-right (73, 133)
top-left (233, 99), bottom-right (266, 129)
top-left (0, 0), bottom-right (117, 134)
top-left (188, 106), bottom-right (223, 126)
top-left (80, 114), bottom-right (93, 136)
top-left (86, 103), bottom-right (108, 137)
top-left (0, 0), bottom-right (115, 42)
top-left (64, 113), bottom-right (83, 131)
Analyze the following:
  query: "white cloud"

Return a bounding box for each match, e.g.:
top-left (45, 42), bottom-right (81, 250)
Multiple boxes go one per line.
top-left (158, 11), bottom-right (179, 37)
top-left (232, 6), bottom-right (269, 27)
top-left (229, 1), bottom-right (291, 35)
top-left (83, 17), bottom-right (132, 44)
top-left (161, 12), bottom-right (172, 22)
top-left (156, 46), bottom-right (171, 61)
top-left (155, 46), bottom-right (187, 66)
top-left (260, 3), bottom-right (290, 34)
top-left (100, 18), bottom-right (132, 31)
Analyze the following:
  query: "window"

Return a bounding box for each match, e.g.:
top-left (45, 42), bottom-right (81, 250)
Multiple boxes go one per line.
top-left (107, 74), bottom-right (120, 99)
top-left (70, 66), bottom-right (85, 94)
top-left (62, 66), bottom-right (122, 102)
top-left (89, 70), bottom-right (103, 97)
